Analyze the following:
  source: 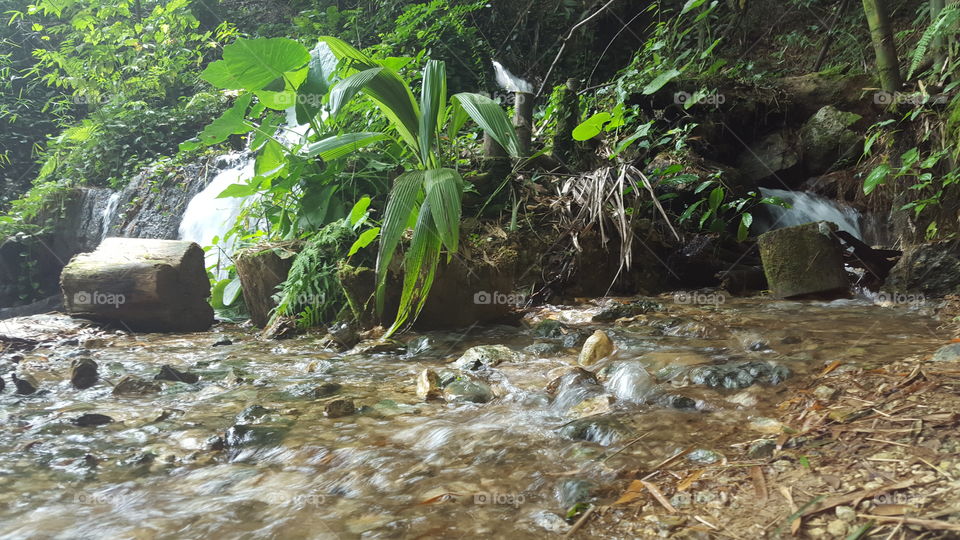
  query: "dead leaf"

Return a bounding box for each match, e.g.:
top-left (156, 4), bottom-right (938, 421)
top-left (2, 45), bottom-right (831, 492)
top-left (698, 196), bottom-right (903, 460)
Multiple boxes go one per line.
top-left (872, 504), bottom-right (917, 516)
top-left (613, 480), bottom-right (645, 506)
top-left (677, 470), bottom-right (704, 492)
top-left (751, 466), bottom-right (768, 501)
top-left (640, 480), bottom-right (677, 513)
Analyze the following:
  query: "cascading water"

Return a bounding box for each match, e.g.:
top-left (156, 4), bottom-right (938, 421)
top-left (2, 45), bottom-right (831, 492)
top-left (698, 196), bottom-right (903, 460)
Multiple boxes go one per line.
top-left (178, 153), bottom-right (256, 279)
top-left (99, 191), bottom-right (121, 242)
top-left (756, 188), bottom-right (863, 239)
top-left (492, 60), bottom-right (533, 94)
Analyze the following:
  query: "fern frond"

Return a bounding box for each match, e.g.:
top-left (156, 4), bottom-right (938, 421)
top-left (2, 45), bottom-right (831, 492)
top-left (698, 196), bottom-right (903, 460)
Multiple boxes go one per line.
top-left (909, 2), bottom-right (960, 79)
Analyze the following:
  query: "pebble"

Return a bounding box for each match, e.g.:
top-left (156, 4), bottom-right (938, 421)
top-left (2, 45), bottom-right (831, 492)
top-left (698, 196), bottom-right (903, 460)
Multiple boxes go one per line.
top-left (415, 369), bottom-right (442, 400)
top-left (70, 358), bottom-right (99, 389)
top-left (835, 505), bottom-right (855, 522)
top-left (826, 519), bottom-right (848, 536)
top-left (578, 330), bottom-right (613, 367)
top-left (12, 373), bottom-right (38, 395)
top-left (324, 399), bottom-right (356, 418)
top-left (155, 365), bottom-right (200, 384)
top-left (71, 413), bottom-right (114, 427)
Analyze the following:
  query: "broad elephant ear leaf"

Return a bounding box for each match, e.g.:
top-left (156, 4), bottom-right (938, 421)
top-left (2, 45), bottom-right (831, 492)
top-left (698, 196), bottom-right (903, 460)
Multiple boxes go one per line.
top-left (452, 92), bottom-right (522, 158)
top-left (202, 37), bottom-right (311, 91)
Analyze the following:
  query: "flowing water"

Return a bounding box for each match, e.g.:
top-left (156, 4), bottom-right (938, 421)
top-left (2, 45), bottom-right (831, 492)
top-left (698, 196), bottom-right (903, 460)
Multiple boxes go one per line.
top-left (0, 296), bottom-right (945, 538)
top-left (757, 188), bottom-right (863, 239)
top-left (492, 60), bottom-right (533, 94)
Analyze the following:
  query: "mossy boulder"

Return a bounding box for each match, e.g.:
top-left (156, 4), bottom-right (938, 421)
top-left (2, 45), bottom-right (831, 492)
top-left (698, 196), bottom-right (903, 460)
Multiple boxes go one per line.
top-left (800, 105), bottom-right (862, 175)
top-left (758, 221), bottom-right (848, 298)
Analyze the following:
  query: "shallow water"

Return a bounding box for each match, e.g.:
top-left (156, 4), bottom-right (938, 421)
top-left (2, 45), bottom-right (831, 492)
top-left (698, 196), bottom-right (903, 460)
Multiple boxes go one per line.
top-left (0, 296), bottom-right (946, 538)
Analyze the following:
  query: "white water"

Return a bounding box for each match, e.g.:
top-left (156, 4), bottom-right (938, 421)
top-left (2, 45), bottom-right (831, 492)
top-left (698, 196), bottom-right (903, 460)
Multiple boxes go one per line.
top-left (492, 60), bottom-right (533, 94)
top-left (99, 192), bottom-right (122, 242)
top-left (178, 153), bottom-right (256, 279)
top-left (757, 188), bottom-right (863, 239)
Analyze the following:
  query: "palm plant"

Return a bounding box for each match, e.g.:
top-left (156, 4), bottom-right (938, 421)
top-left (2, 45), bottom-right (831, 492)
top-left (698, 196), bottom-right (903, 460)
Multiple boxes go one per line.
top-left (319, 37), bottom-right (521, 336)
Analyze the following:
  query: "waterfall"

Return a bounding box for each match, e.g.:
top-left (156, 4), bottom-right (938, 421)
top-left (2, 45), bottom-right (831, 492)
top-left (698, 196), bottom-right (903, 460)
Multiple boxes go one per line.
top-left (492, 60), bottom-right (533, 94)
top-left (178, 153), bottom-right (256, 279)
top-left (757, 188), bottom-right (863, 240)
top-left (99, 192), bottom-right (121, 242)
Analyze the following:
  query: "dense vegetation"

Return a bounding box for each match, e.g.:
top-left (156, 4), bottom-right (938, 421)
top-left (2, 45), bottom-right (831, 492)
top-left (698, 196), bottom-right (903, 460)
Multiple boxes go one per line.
top-left (2, 0), bottom-right (959, 329)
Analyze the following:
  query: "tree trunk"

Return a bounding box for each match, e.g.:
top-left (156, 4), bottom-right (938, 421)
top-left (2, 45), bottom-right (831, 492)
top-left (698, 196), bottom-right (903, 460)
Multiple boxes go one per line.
top-left (862, 0), bottom-right (902, 93)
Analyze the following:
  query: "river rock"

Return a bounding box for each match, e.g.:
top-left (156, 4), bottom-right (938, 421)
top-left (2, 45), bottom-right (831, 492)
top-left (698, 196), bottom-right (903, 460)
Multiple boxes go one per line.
top-left (592, 300), bottom-right (663, 322)
top-left (416, 368), bottom-right (442, 400)
top-left (324, 399), bottom-right (356, 418)
top-left (578, 330), bottom-right (614, 367)
top-left (69, 358), bottom-right (99, 389)
top-left (0, 375), bottom-right (4, 393)
top-left (235, 405), bottom-right (273, 424)
top-left (60, 238), bottom-right (213, 332)
top-left (932, 343), bottom-right (960, 363)
top-left (524, 342), bottom-right (564, 357)
top-left (454, 345), bottom-right (519, 370)
top-left (886, 241), bottom-right (960, 298)
top-left (737, 129), bottom-right (801, 182)
top-left (12, 372), bottom-right (38, 395)
top-left (545, 367), bottom-right (600, 396)
top-left (443, 379), bottom-right (494, 403)
top-left (558, 415), bottom-right (629, 445)
top-left (689, 361), bottom-right (789, 389)
top-left (112, 375), bottom-right (161, 396)
top-left (800, 106), bottom-right (862, 174)
top-left (225, 424), bottom-right (288, 447)
top-left (155, 365), bottom-right (200, 384)
top-left (758, 221), bottom-right (848, 298)
top-left (568, 395), bottom-right (615, 418)
top-left (71, 413), bottom-right (114, 427)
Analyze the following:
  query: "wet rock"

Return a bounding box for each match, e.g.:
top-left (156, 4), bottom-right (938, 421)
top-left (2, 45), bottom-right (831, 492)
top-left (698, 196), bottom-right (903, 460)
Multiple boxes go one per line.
top-left (453, 345), bottom-right (519, 371)
top-left (886, 241), bottom-right (960, 297)
top-left (748, 439), bottom-right (777, 458)
top-left (443, 379), bottom-right (494, 403)
top-left (835, 506), bottom-right (856, 522)
top-left (758, 221), bottom-right (848, 299)
top-left (577, 330), bottom-right (614, 367)
top-left (405, 336), bottom-right (433, 357)
top-left (524, 342), bottom-right (564, 357)
top-left (800, 106), bottom-right (862, 175)
top-left (687, 448), bottom-right (722, 464)
top-left (813, 385), bottom-right (836, 400)
top-left (324, 399), bottom-right (356, 418)
top-left (328, 322), bottom-right (360, 349)
top-left (558, 416), bottom-right (629, 445)
top-left (416, 369), bottom-right (442, 400)
top-left (529, 510), bottom-right (570, 533)
top-left (932, 343), bottom-right (960, 363)
top-left (312, 382), bottom-right (342, 398)
top-left (155, 365), bottom-right (200, 384)
top-left (737, 129), bottom-right (801, 182)
top-left (826, 519), bottom-right (848, 537)
top-left (556, 478), bottom-right (593, 507)
top-left (0, 375), bottom-right (4, 393)
top-left (592, 300), bottom-right (663, 322)
top-left (12, 373), bottom-right (38, 395)
top-left (235, 405), bottom-right (273, 424)
top-left (112, 375), bottom-right (161, 396)
top-left (205, 435), bottom-right (225, 451)
top-left (212, 337), bottom-right (233, 347)
top-left (568, 395), bottom-right (615, 418)
top-left (71, 413), bottom-right (114, 427)
top-left (689, 361), bottom-right (789, 389)
top-left (348, 339), bottom-right (405, 355)
top-left (69, 358), bottom-right (99, 389)
top-left (545, 367), bottom-right (600, 396)
top-left (655, 393), bottom-right (698, 410)
top-left (532, 319), bottom-right (566, 338)
top-left (224, 424), bottom-right (288, 447)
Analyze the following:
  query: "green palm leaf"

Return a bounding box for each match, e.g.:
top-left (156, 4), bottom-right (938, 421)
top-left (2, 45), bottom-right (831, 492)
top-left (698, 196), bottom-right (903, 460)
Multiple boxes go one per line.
top-left (424, 168), bottom-right (463, 254)
top-left (419, 60), bottom-right (447, 168)
top-left (387, 201), bottom-right (442, 336)
top-left (376, 171), bottom-right (424, 314)
top-left (302, 132), bottom-right (387, 161)
top-left (452, 92), bottom-right (522, 158)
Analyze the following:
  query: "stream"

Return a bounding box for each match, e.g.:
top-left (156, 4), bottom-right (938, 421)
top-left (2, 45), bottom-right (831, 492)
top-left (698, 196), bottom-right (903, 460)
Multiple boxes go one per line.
top-left (0, 295), bottom-right (944, 538)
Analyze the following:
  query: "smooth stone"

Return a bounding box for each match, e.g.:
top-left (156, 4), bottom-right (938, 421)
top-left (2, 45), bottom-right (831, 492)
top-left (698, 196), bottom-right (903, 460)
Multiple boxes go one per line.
top-left (453, 345), bottom-right (519, 371)
top-left (932, 343), bottom-right (960, 363)
top-left (577, 330), bottom-right (614, 367)
top-left (443, 379), bottom-right (494, 403)
top-left (324, 399), bottom-right (356, 418)
top-left (12, 373), bottom-right (38, 395)
top-left (155, 365), bottom-right (200, 384)
top-left (112, 375), bottom-right (161, 396)
top-left (415, 369), bottom-right (442, 400)
top-left (69, 358), bottom-right (99, 389)
top-left (71, 413), bottom-right (114, 427)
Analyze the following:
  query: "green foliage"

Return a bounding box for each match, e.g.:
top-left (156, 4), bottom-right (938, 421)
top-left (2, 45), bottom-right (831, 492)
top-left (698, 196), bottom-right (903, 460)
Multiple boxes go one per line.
top-left (908, 1), bottom-right (960, 79)
top-left (321, 36), bottom-right (520, 336)
top-left (272, 221), bottom-right (357, 328)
